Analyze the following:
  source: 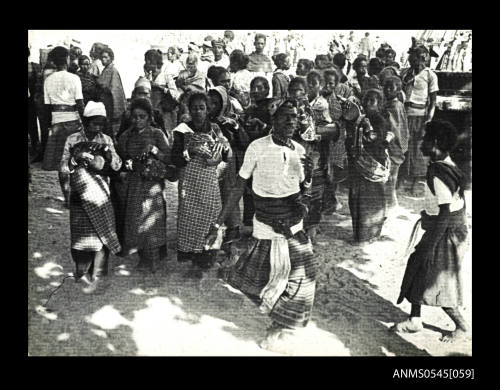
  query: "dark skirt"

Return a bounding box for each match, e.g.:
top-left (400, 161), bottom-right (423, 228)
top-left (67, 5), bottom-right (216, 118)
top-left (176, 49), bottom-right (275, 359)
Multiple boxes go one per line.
top-left (42, 119), bottom-right (82, 171)
top-left (403, 116), bottom-right (429, 178)
top-left (397, 207), bottom-right (469, 307)
top-left (304, 170), bottom-right (326, 229)
top-left (228, 231), bottom-right (318, 329)
top-left (348, 171), bottom-right (387, 242)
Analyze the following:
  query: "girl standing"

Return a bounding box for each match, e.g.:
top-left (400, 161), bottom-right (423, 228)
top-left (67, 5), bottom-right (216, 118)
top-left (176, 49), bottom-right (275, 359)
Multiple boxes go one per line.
top-left (116, 98), bottom-right (171, 273)
top-left (393, 120), bottom-right (469, 343)
top-left (172, 92), bottom-right (230, 278)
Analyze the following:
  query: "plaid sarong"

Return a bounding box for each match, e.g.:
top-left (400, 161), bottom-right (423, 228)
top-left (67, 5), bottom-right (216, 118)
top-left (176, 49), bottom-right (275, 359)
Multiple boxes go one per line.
top-left (42, 120), bottom-right (82, 171)
top-left (228, 231), bottom-right (318, 329)
top-left (70, 167), bottom-right (121, 254)
top-left (177, 156), bottom-right (221, 253)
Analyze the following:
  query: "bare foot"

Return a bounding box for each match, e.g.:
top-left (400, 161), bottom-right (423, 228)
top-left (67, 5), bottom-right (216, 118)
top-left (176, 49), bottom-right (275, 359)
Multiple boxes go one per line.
top-left (440, 328), bottom-right (469, 343)
top-left (391, 318), bottom-right (424, 333)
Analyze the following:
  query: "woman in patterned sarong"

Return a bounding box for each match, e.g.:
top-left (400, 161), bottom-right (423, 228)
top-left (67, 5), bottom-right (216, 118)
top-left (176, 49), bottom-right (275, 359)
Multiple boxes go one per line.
top-left (172, 92), bottom-right (230, 278)
top-left (60, 101), bottom-right (122, 293)
top-left (205, 99), bottom-right (318, 350)
top-left (116, 98), bottom-right (171, 273)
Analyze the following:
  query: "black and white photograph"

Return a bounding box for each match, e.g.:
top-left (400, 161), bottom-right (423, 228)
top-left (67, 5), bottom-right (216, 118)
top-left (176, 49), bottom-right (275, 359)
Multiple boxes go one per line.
top-left (27, 29), bottom-right (472, 358)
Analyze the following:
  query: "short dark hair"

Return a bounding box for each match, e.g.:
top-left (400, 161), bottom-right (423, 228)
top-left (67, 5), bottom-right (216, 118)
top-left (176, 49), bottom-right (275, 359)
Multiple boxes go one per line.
top-left (90, 43), bottom-right (107, 59)
top-left (424, 120), bottom-right (458, 152)
top-left (101, 47), bottom-right (114, 61)
top-left (187, 91), bottom-right (209, 110)
top-left (323, 68), bottom-right (340, 84)
top-left (207, 66), bottom-right (227, 84)
top-left (362, 88), bottom-right (384, 107)
top-left (382, 75), bottom-right (402, 90)
top-left (224, 30), bottom-right (235, 40)
top-left (368, 57), bottom-right (384, 75)
top-left (272, 53), bottom-right (289, 69)
top-left (288, 76), bottom-right (308, 93)
top-left (49, 46), bottom-right (69, 66)
top-left (332, 53), bottom-right (346, 68)
top-left (144, 49), bottom-right (163, 67)
top-left (306, 70), bottom-right (323, 85)
top-left (130, 97), bottom-right (153, 118)
top-left (296, 58), bottom-right (314, 74)
top-left (386, 48), bottom-right (396, 58)
top-left (229, 49), bottom-right (249, 71)
top-left (250, 76), bottom-right (269, 91)
top-left (255, 33), bottom-right (267, 42)
top-left (78, 55), bottom-right (91, 65)
top-left (314, 54), bottom-right (333, 70)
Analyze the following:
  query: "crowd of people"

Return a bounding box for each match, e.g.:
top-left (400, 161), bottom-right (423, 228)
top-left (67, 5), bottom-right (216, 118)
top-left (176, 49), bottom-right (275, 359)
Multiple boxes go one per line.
top-left (27, 30), bottom-right (470, 350)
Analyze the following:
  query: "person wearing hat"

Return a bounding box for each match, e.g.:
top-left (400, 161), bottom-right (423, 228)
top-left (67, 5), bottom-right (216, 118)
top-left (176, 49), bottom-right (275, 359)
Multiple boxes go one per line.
top-left (400, 43), bottom-right (439, 196)
top-left (60, 101), bottom-right (122, 293)
top-left (42, 46), bottom-right (86, 207)
top-left (205, 99), bottom-right (318, 351)
top-left (212, 38), bottom-right (229, 69)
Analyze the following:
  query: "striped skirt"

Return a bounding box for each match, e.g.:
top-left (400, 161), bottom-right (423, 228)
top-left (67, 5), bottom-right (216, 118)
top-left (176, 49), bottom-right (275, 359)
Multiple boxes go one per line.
top-left (404, 116), bottom-right (430, 178)
top-left (42, 120), bottom-right (82, 171)
top-left (228, 231), bottom-right (318, 329)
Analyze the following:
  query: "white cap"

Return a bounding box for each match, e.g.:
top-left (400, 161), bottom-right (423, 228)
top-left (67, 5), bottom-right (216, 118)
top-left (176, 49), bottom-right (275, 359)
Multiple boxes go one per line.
top-left (83, 101), bottom-right (107, 118)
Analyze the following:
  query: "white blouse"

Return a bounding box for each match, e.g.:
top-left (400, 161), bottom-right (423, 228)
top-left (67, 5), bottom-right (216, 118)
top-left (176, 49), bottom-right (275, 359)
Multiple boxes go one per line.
top-left (424, 157), bottom-right (465, 215)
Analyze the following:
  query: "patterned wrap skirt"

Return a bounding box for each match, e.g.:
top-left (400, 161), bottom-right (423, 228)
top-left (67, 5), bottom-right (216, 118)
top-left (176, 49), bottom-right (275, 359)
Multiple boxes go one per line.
top-left (177, 157), bottom-right (221, 253)
top-left (121, 171), bottom-right (167, 254)
top-left (404, 116), bottom-right (430, 178)
top-left (348, 169), bottom-right (387, 242)
top-left (42, 120), bottom-right (82, 171)
top-left (397, 207), bottom-right (469, 307)
top-left (69, 167), bottom-right (121, 254)
top-left (228, 231), bottom-right (318, 329)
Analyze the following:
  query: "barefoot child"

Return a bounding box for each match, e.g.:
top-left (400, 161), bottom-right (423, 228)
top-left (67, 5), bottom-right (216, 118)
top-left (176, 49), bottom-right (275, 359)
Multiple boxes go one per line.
top-left (393, 120), bottom-right (470, 343)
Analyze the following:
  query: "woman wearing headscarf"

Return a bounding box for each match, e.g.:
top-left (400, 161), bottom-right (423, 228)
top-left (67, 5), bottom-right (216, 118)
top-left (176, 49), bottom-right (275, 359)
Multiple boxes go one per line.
top-left (116, 98), bottom-right (172, 273)
top-left (97, 47), bottom-right (127, 140)
top-left (77, 55), bottom-right (99, 106)
top-left (60, 101), bottom-right (122, 293)
top-left (172, 91), bottom-right (230, 278)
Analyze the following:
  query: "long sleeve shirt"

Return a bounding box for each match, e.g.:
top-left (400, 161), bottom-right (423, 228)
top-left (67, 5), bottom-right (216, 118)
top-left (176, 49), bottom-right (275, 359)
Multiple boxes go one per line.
top-left (60, 130), bottom-right (122, 174)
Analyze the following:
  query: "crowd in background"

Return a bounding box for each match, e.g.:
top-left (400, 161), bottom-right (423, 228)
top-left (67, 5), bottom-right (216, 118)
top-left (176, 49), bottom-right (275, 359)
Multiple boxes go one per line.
top-left (27, 30), bottom-right (470, 349)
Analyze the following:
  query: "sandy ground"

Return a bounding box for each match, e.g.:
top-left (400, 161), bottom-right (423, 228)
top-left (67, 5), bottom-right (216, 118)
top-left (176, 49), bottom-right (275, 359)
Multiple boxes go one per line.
top-left (28, 162), bottom-right (472, 356)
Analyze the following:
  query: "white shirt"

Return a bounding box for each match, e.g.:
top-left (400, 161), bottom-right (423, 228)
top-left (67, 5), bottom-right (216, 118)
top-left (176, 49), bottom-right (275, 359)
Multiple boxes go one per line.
top-left (44, 70), bottom-right (83, 124)
top-left (405, 67), bottom-right (439, 116)
top-left (424, 156), bottom-right (465, 215)
top-left (239, 135), bottom-right (306, 198)
top-left (213, 55), bottom-right (230, 69)
top-left (146, 64), bottom-right (180, 100)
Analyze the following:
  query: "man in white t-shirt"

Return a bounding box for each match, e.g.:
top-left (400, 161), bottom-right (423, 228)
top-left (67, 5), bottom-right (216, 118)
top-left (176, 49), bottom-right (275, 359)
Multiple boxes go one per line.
top-left (42, 46), bottom-right (85, 207)
top-left (400, 45), bottom-right (439, 195)
top-left (204, 99), bottom-right (319, 351)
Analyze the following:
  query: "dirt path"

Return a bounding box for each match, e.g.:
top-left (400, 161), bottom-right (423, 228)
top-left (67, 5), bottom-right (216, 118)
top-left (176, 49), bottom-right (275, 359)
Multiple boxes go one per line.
top-left (28, 163), bottom-right (472, 356)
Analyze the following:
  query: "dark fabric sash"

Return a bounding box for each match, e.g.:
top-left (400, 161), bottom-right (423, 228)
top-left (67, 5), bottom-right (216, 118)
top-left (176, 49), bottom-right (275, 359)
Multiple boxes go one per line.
top-left (426, 161), bottom-right (465, 198)
top-left (420, 207), bottom-right (467, 231)
top-left (51, 104), bottom-right (77, 112)
top-left (253, 191), bottom-right (307, 238)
